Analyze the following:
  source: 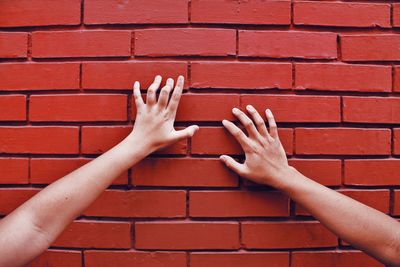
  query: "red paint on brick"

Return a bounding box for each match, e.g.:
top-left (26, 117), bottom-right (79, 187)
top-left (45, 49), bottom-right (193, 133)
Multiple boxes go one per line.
top-left (295, 128), bottom-right (391, 155)
top-left (135, 29), bottom-right (236, 57)
top-left (0, 32), bottom-right (27, 58)
top-left (294, 2), bottom-right (390, 28)
top-left (239, 31), bottom-right (337, 59)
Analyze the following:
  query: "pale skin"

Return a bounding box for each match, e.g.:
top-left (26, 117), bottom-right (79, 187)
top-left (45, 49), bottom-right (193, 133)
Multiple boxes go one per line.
top-left (0, 75), bottom-right (199, 267)
top-left (220, 105), bottom-right (400, 267)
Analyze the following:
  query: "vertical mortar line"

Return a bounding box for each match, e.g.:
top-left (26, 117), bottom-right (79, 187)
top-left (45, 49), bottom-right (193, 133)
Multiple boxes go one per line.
top-left (79, 63), bottom-right (83, 93)
top-left (290, 0), bottom-right (294, 27)
top-left (78, 126), bottom-right (82, 155)
top-left (291, 62), bottom-right (295, 90)
top-left (391, 4), bottom-right (394, 28)
top-left (80, 0), bottom-right (84, 25)
top-left (27, 32), bottom-right (32, 60)
top-left (289, 251), bottom-right (292, 267)
top-left (81, 249), bottom-right (85, 267)
top-left (131, 221), bottom-right (135, 249)
top-left (236, 29), bottom-right (239, 58)
top-left (392, 65), bottom-right (395, 93)
top-left (188, 0), bottom-right (191, 23)
top-left (238, 221), bottom-right (243, 248)
top-left (337, 34), bottom-right (342, 62)
top-left (186, 189), bottom-right (190, 218)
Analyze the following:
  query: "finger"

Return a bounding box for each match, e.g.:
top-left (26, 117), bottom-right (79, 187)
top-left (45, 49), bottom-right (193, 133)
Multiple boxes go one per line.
top-left (146, 75), bottom-right (162, 106)
top-left (220, 155), bottom-right (246, 176)
top-left (232, 108), bottom-right (260, 139)
top-left (222, 119), bottom-right (250, 149)
top-left (133, 81), bottom-right (144, 108)
top-left (158, 78), bottom-right (174, 109)
top-left (172, 125), bottom-right (199, 142)
top-left (167, 75), bottom-right (184, 117)
top-left (246, 105), bottom-right (268, 137)
top-left (266, 109), bottom-right (279, 139)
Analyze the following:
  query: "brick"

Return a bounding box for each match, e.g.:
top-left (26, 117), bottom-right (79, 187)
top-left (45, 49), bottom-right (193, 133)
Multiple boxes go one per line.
top-left (0, 32), bottom-right (27, 58)
top-left (395, 67), bottom-right (400, 92)
top-left (30, 158), bottom-right (127, 185)
top-left (132, 158), bottom-right (238, 187)
top-left (295, 63), bottom-right (391, 92)
top-left (85, 251), bottom-right (186, 267)
top-left (393, 190), bottom-right (400, 215)
top-left (82, 61), bottom-right (188, 90)
top-left (0, 188), bottom-right (39, 214)
top-left (191, 62), bottom-right (292, 89)
top-left (291, 251), bottom-right (383, 267)
top-left (0, 63), bottom-right (80, 91)
top-left (191, 127), bottom-right (293, 155)
top-left (135, 29), bottom-right (235, 57)
top-left (295, 128), bottom-right (391, 155)
top-left (189, 191), bottom-right (289, 217)
top-left (84, 0), bottom-right (188, 25)
top-left (0, 95), bottom-right (26, 121)
top-left (191, 0), bottom-right (290, 25)
top-left (0, 126), bottom-right (79, 154)
top-left (241, 95), bottom-right (340, 123)
top-left (297, 190), bottom-right (390, 216)
top-left (131, 94), bottom-right (239, 122)
top-left (394, 4), bottom-right (400, 27)
top-left (190, 252), bottom-right (289, 267)
top-left (135, 222), bottom-right (239, 250)
top-left (294, 2), bottom-right (390, 28)
top-left (344, 159), bottom-right (400, 186)
top-left (343, 96), bottom-right (400, 124)
top-left (32, 31), bottom-right (131, 58)
top-left (29, 94), bottom-right (127, 122)
top-left (53, 221), bottom-right (131, 249)
top-left (0, 158), bottom-right (29, 184)
top-left (242, 222), bottom-right (337, 249)
top-left (341, 35), bottom-right (400, 61)
top-left (28, 250), bottom-right (82, 267)
top-left (81, 126), bottom-right (186, 155)
top-left (288, 159), bottom-right (342, 186)
top-left (84, 190), bottom-right (186, 218)
top-left (81, 126), bottom-right (131, 154)
top-left (0, 0), bottom-right (80, 27)
top-left (239, 31), bottom-right (337, 59)
top-left (395, 129), bottom-right (400, 155)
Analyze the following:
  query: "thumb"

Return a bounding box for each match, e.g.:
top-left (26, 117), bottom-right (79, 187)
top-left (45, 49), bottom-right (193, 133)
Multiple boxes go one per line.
top-left (220, 155), bottom-right (245, 175)
top-left (173, 125), bottom-right (199, 141)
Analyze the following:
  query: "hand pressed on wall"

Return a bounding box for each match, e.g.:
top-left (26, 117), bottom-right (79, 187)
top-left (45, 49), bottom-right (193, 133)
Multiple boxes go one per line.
top-left (220, 105), bottom-right (291, 188)
top-left (220, 105), bottom-right (400, 267)
top-left (127, 75), bottom-right (199, 153)
top-left (0, 75), bottom-right (198, 267)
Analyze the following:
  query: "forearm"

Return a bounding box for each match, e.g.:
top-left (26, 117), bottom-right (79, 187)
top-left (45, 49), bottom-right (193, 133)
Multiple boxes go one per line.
top-left (277, 166), bottom-right (400, 266)
top-left (0, 135), bottom-right (149, 266)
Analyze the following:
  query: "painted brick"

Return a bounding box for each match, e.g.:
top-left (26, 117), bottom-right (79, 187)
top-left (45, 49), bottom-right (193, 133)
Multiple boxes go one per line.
top-left (0, 95), bottom-right (26, 121)
top-left (0, 158), bottom-right (29, 184)
top-left (0, 32), bottom-right (27, 58)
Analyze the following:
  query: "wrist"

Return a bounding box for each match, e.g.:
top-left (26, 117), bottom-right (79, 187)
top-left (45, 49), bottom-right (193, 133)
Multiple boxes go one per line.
top-left (271, 165), bottom-right (300, 191)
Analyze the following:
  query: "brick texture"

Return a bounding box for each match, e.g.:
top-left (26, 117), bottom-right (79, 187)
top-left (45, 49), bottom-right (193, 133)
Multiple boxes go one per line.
top-left (0, 1), bottom-right (391, 266)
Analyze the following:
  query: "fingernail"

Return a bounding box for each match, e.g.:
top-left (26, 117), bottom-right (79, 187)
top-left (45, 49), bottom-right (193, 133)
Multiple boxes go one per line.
top-left (219, 155), bottom-right (226, 161)
top-left (266, 109), bottom-right (272, 116)
top-left (246, 105), bottom-right (254, 111)
top-left (232, 108), bottom-right (239, 114)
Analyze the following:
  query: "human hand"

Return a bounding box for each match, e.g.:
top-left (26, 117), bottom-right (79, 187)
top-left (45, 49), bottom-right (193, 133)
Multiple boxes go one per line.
top-left (126, 75), bottom-right (199, 153)
top-left (220, 105), bottom-right (292, 188)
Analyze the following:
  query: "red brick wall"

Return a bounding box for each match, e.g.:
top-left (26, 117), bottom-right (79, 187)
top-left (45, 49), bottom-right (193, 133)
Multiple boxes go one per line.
top-left (0, 0), bottom-right (399, 266)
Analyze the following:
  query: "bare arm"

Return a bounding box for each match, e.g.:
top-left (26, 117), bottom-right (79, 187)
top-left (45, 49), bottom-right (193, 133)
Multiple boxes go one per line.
top-left (0, 75), bottom-right (198, 267)
top-left (220, 105), bottom-right (400, 267)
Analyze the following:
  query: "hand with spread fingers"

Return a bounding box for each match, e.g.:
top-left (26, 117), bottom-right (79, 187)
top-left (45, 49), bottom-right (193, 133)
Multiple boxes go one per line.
top-left (128, 75), bottom-right (199, 153)
top-left (220, 105), bottom-right (291, 188)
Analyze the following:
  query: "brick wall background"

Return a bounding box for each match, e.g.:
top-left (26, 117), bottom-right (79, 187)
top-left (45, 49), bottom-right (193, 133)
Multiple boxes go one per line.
top-left (0, 0), bottom-right (399, 266)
